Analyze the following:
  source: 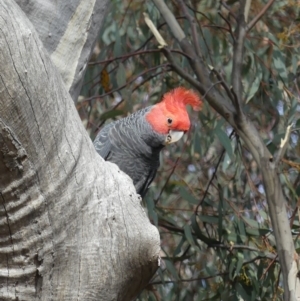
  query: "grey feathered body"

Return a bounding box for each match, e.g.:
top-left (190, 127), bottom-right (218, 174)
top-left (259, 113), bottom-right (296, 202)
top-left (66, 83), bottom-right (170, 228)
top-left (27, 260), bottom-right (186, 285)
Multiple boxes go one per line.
top-left (93, 106), bottom-right (166, 197)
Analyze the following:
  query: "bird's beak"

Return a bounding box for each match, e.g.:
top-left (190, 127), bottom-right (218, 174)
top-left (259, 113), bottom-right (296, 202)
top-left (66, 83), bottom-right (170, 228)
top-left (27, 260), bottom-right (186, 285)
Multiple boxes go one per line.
top-left (165, 130), bottom-right (185, 144)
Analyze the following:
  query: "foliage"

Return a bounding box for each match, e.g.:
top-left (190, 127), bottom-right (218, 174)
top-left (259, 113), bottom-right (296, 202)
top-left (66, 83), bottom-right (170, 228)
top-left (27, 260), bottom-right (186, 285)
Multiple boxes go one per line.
top-left (79, 0), bottom-right (300, 300)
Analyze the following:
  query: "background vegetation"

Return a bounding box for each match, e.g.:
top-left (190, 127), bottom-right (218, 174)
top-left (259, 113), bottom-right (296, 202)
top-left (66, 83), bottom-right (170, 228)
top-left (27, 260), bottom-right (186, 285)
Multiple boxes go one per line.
top-left (79, 0), bottom-right (300, 300)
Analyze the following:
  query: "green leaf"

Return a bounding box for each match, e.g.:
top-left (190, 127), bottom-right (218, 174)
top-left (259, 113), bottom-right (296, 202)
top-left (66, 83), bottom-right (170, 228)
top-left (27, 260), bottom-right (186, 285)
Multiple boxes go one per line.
top-left (148, 293), bottom-right (157, 301)
top-left (243, 217), bottom-right (259, 228)
top-left (246, 63), bottom-right (262, 103)
top-left (235, 282), bottom-right (252, 301)
top-left (102, 22), bottom-right (116, 45)
top-left (179, 187), bottom-right (198, 205)
top-left (222, 152), bottom-right (231, 171)
top-left (113, 23), bottom-right (122, 57)
top-left (183, 224), bottom-right (196, 247)
top-left (235, 252), bottom-right (244, 278)
top-left (226, 232), bottom-right (240, 243)
top-left (214, 127), bottom-right (233, 159)
top-left (199, 215), bottom-right (219, 224)
top-left (145, 195), bottom-right (158, 227)
top-left (218, 184), bottom-right (223, 240)
top-left (173, 236), bottom-right (186, 256)
top-left (191, 215), bottom-right (219, 245)
top-left (220, 289), bottom-right (230, 300)
top-left (229, 258), bottom-right (237, 280)
top-left (116, 63), bottom-right (126, 87)
top-left (157, 268), bottom-right (165, 285)
top-left (236, 219), bottom-right (246, 237)
top-left (193, 131), bottom-right (202, 155)
top-left (164, 259), bottom-right (179, 280)
top-left (245, 228), bottom-right (271, 236)
top-left (273, 49), bottom-right (288, 82)
top-left (99, 109), bottom-right (124, 121)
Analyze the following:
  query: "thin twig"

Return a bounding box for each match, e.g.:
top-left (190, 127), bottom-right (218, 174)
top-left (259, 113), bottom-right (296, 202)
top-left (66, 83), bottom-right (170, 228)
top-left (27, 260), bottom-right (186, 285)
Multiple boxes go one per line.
top-left (260, 254), bottom-right (278, 280)
top-left (161, 47), bottom-right (207, 94)
top-left (150, 273), bottom-right (227, 285)
top-left (89, 49), bottom-right (193, 66)
top-left (178, 0), bottom-right (201, 57)
top-left (274, 124), bottom-right (293, 165)
top-left (218, 12), bottom-right (235, 42)
top-left (135, 16), bottom-right (186, 52)
top-left (144, 12), bottom-right (168, 48)
top-left (93, 66), bottom-right (170, 132)
top-left (195, 148), bottom-right (225, 214)
top-left (154, 133), bottom-right (191, 204)
top-left (220, 1), bottom-right (237, 20)
top-left (211, 68), bottom-right (234, 102)
top-left (86, 63), bottom-right (170, 102)
top-left (243, 254), bottom-right (278, 265)
top-left (247, 0), bottom-right (275, 32)
top-left (231, 0), bottom-right (250, 108)
top-left (230, 86), bottom-right (242, 115)
top-left (158, 221), bottom-right (184, 233)
top-left (195, 130), bottom-right (235, 214)
top-left (152, 0), bottom-right (236, 124)
top-left (88, 49), bottom-right (161, 65)
top-left (211, 243), bottom-right (276, 259)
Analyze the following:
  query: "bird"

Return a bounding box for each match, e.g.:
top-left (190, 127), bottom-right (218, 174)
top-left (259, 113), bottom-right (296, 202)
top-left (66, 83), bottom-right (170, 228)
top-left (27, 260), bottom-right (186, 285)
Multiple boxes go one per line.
top-left (93, 87), bottom-right (202, 197)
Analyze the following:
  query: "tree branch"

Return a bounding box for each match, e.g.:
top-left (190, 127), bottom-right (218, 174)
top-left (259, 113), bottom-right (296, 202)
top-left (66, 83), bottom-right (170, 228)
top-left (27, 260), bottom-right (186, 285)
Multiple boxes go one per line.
top-left (151, 1), bottom-right (299, 299)
top-left (177, 0), bottom-right (201, 57)
top-left (247, 0), bottom-right (276, 32)
top-left (152, 0), bottom-right (237, 125)
top-left (0, 1), bottom-right (160, 299)
top-left (274, 124), bottom-right (292, 165)
top-left (161, 48), bottom-right (207, 93)
top-left (231, 0), bottom-right (249, 107)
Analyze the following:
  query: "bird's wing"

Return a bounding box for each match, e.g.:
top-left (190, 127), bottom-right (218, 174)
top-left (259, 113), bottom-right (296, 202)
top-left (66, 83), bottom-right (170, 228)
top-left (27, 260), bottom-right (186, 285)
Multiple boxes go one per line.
top-left (134, 162), bottom-right (159, 198)
top-left (93, 122), bottom-right (115, 160)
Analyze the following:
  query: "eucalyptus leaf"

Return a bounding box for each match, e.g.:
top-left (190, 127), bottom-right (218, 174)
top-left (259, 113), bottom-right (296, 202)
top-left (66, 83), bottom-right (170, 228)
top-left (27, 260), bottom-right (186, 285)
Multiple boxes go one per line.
top-left (164, 259), bottom-right (179, 280)
top-left (214, 127), bottom-right (234, 159)
top-left (183, 224), bottom-right (196, 247)
top-left (116, 63), bottom-right (126, 88)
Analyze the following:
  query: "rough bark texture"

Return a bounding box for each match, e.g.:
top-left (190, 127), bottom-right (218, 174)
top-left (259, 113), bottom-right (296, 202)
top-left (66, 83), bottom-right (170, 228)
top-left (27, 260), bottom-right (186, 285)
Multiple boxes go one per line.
top-left (0, 1), bottom-right (160, 300)
top-left (15, 0), bottom-right (109, 101)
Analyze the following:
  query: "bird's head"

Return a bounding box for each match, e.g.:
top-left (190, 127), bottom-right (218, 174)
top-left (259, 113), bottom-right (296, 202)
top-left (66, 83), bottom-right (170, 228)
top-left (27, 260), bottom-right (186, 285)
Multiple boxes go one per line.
top-left (146, 87), bottom-right (202, 145)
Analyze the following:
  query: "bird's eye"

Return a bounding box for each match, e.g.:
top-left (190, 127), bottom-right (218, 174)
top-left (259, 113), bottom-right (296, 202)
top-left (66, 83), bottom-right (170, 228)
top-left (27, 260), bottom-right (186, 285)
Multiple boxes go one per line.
top-left (167, 118), bottom-right (173, 125)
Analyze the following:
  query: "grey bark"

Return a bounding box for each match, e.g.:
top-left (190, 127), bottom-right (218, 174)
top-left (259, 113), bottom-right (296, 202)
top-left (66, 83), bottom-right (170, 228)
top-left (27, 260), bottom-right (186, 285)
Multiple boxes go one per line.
top-left (15, 0), bottom-right (109, 101)
top-left (0, 1), bottom-right (160, 300)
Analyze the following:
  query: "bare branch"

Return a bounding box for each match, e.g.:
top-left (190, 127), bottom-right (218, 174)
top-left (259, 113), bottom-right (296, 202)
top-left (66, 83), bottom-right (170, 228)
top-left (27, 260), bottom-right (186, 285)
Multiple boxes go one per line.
top-left (161, 48), bottom-right (207, 94)
top-left (152, 0), bottom-right (236, 124)
top-left (86, 63), bottom-right (170, 102)
top-left (150, 273), bottom-right (227, 284)
top-left (220, 1), bottom-right (237, 20)
top-left (247, 0), bottom-right (276, 32)
top-left (143, 12), bottom-right (168, 48)
top-left (275, 124), bottom-right (293, 165)
top-left (244, 0), bottom-right (252, 22)
top-left (212, 243), bottom-right (277, 259)
top-left (88, 48), bottom-right (193, 68)
top-left (177, 0), bottom-right (201, 57)
top-left (152, 1), bottom-right (299, 299)
top-left (218, 12), bottom-right (235, 42)
top-left (231, 0), bottom-right (248, 106)
top-left (88, 49), bottom-right (162, 65)
top-left (211, 68), bottom-right (234, 101)
top-left (152, 0), bottom-right (186, 41)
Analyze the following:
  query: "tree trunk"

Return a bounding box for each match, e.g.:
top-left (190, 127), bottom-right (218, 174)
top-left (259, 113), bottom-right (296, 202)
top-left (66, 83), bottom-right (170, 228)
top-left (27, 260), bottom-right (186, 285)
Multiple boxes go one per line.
top-left (15, 0), bottom-right (109, 101)
top-left (0, 1), bottom-right (160, 300)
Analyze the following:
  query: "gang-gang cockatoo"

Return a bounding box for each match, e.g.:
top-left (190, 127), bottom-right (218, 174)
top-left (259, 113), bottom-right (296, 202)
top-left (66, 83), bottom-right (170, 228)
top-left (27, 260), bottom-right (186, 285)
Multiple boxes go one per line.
top-left (94, 87), bottom-right (202, 197)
